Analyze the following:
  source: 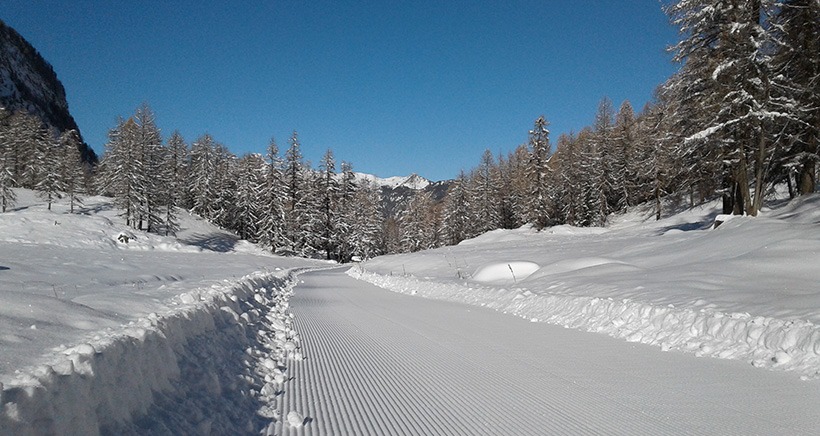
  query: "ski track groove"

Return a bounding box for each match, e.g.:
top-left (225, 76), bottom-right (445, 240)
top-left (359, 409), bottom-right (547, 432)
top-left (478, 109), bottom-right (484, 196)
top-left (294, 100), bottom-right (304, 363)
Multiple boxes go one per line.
top-left (275, 270), bottom-right (818, 435)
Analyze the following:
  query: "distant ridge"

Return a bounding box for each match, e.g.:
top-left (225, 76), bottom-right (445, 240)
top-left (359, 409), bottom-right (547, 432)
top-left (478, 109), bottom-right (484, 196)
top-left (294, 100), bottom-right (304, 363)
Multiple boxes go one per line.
top-left (352, 172), bottom-right (432, 190)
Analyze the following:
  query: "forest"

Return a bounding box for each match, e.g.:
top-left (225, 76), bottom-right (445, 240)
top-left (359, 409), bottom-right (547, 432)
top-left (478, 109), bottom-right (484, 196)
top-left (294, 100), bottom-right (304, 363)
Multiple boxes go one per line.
top-left (0, 0), bottom-right (817, 261)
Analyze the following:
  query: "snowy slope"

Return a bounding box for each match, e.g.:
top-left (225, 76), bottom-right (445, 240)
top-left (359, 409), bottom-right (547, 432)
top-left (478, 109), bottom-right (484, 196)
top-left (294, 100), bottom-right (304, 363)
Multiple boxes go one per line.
top-left (0, 189), bottom-right (325, 434)
top-left (351, 195), bottom-right (820, 380)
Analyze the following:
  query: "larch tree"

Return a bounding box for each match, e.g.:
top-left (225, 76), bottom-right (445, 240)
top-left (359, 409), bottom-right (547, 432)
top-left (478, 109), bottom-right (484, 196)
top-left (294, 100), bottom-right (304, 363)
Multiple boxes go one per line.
top-left (769, 0), bottom-right (819, 196)
top-left (283, 131), bottom-right (310, 253)
top-left (666, 0), bottom-right (779, 216)
top-left (471, 149), bottom-right (501, 233)
top-left (162, 131), bottom-right (188, 236)
top-left (258, 137), bottom-right (287, 252)
top-left (234, 153), bottom-right (265, 241)
top-left (188, 134), bottom-right (218, 221)
top-left (442, 171), bottom-right (470, 245)
top-left (527, 116), bottom-right (553, 229)
top-left (133, 104), bottom-right (163, 232)
top-left (318, 149), bottom-right (340, 259)
top-left (59, 129), bottom-right (85, 213)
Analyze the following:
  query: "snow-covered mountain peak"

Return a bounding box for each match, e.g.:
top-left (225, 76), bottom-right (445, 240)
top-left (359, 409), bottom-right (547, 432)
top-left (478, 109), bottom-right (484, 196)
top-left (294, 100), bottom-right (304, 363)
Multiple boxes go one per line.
top-left (352, 172), bottom-right (431, 190)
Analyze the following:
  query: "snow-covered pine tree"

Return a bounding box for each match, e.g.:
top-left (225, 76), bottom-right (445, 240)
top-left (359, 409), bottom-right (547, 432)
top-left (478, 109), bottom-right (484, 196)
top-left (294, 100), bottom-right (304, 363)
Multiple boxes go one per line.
top-left (527, 116), bottom-right (553, 229)
top-left (576, 128), bottom-right (607, 226)
top-left (211, 143), bottom-right (237, 230)
top-left (347, 182), bottom-right (384, 261)
top-left (34, 130), bottom-right (65, 211)
top-left (552, 133), bottom-right (581, 225)
top-left (315, 149), bottom-right (340, 260)
top-left (636, 96), bottom-right (679, 220)
top-left (399, 191), bottom-right (437, 252)
top-left (257, 137), bottom-right (287, 252)
top-left (283, 131), bottom-right (307, 253)
top-left (666, 0), bottom-right (780, 216)
top-left (188, 134), bottom-right (218, 221)
top-left (12, 110), bottom-right (50, 190)
top-left (234, 153), bottom-right (265, 241)
top-left (591, 97), bottom-right (615, 223)
top-left (101, 117), bottom-right (141, 226)
top-left (612, 100), bottom-right (637, 210)
top-left (162, 131), bottom-right (188, 236)
top-left (333, 161), bottom-right (357, 262)
top-left (769, 0), bottom-right (819, 196)
top-left (471, 149), bottom-right (501, 233)
top-left (59, 129), bottom-right (84, 213)
top-left (133, 104), bottom-right (164, 232)
top-left (442, 171), bottom-right (470, 245)
top-left (505, 144), bottom-right (531, 227)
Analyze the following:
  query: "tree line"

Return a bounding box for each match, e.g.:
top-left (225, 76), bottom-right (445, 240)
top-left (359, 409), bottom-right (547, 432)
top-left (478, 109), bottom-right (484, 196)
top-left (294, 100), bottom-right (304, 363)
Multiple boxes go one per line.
top-left (95, 104), bottom-right (385, 262)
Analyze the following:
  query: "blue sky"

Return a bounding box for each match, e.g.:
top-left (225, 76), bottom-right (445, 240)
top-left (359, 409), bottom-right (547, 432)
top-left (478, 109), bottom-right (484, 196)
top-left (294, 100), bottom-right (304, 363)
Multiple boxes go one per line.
top-left (4, 1), bottom-right (679, 181)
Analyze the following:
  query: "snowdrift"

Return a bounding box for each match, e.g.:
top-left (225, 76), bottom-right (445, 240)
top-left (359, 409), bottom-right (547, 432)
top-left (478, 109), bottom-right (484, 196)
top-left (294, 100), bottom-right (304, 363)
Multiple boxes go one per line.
top-left (0, 270), bottom-right (306, 435)
top-left (350, 195), bottom-right (820, 380)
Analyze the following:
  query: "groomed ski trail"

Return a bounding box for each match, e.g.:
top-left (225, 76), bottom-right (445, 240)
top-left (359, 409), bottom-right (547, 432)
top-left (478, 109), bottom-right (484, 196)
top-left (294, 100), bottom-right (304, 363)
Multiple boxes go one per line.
top-left (277, 269), bottom-right (820, 435)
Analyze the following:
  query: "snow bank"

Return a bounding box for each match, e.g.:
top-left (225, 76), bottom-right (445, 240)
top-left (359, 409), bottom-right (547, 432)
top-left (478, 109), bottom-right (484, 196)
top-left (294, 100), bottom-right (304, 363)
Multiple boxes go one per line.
top-left (0, 269), bottom-right (309, 435)
top-left (348, 268), bottom-right (820, 380)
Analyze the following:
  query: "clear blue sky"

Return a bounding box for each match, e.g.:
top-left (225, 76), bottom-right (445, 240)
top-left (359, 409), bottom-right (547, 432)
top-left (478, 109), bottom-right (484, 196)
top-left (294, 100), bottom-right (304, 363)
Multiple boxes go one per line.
top-left (4, 1), bottom-right (679, 181)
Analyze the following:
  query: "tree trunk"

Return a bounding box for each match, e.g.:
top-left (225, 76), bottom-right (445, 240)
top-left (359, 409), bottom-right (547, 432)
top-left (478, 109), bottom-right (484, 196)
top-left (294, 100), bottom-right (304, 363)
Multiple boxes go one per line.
top-left (722, 167), bottom-right (735, 214)
top-left (751, 130), bottom-right (767, 216)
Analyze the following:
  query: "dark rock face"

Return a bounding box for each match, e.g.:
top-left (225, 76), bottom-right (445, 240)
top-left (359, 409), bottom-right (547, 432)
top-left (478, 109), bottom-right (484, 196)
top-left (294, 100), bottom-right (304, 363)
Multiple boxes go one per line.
top-left (0, 19), bottom-right (95, 162)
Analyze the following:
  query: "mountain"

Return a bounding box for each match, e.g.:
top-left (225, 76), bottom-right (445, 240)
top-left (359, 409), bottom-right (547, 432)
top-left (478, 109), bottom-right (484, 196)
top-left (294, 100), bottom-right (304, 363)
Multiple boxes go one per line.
top-left (352, 172), bottom-right (432, 190)
top-left (352, 172), bottom-right (452, 218)
top-left (0, 19), bottom-right (95, 162)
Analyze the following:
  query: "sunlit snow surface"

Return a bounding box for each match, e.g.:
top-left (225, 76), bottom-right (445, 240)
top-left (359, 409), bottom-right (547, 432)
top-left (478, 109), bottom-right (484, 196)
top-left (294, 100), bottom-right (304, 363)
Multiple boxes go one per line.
top-left (0, 189), bottom-right (324, 434)
top-left (352, 194), bottom-right (820, 379)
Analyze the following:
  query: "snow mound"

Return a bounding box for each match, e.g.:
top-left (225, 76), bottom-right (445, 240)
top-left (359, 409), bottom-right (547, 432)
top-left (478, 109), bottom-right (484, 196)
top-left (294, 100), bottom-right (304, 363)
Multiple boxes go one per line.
top-left (529, 257), bottom-right (638, 278)
top-left (472, 262), bottom-right (540, 284)
top-left (0, 270), bottom-right (310, 434)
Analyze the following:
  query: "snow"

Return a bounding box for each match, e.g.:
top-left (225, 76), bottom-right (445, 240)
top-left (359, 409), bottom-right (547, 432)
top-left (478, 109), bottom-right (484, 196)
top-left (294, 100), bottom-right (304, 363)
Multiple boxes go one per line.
top-left (284, 269), bottom-right (820, 434)
top-left (0, 189), bottom-right (324, 434)
top-left (351, 172), bottom-right (431, 190)
top-left (4, 186), bottom-right (820, 433)
top-left (471, 261), bottom-right (540, 284)
top-left (350, 194), bottom-right (820, 380)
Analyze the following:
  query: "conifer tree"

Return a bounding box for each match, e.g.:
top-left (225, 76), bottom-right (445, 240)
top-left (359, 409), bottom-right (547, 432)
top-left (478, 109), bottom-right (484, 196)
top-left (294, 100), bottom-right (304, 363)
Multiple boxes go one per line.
top-left (769, 0), bottom-right (819, 195)
top-left (612, 100), bottom-right (637, 209)
top-left (442, 171), bottom-right (470, 245)
top-left (666, 0), bottom-right (780, 216)
top-left (471, 149), bottom-right (501, 233)
top-left (59, 130), bottom-right (85, 213)
top-left (527, 116), bottom-right (553, 229)
top-left (258, 137), bottom-right (287, 252)
top-left (234, 154), bottom-right (265, 241)
top-left (133, 104), bottom-right (163, 232)
top-left (162, 131), bottom-right (188, 236)
top-left (284, 131), bottom-right (306, 252)
top-left (189, 134), bottom-right (218, 221)
top-left (333, 161), bottom-right (357, 261)
top-left (347, 183), bottom-right (384, 260)
top-left (315, 149), bottom-right (340, 259)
